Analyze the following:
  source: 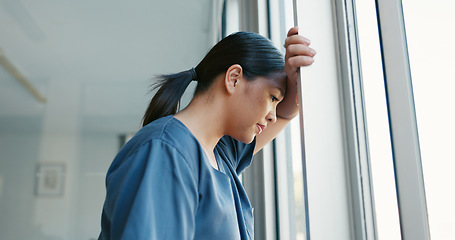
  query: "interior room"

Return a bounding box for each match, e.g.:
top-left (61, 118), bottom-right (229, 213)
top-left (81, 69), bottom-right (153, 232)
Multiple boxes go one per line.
top-left (1, 0), bottom-right (453, 239)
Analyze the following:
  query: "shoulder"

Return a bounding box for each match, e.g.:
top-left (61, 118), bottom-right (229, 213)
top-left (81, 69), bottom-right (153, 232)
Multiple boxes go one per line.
top-left (129, 116), bottom-right (199, 154)
top-left (110, 116), bottom-right (202, 173)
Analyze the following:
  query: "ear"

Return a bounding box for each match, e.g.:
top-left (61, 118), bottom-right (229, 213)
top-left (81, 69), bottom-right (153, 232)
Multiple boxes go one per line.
top-left (224, 64), bottom-right (243, 95)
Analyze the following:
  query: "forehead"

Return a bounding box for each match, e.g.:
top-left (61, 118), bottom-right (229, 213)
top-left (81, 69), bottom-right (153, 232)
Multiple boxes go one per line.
top-left (250, 72), bottom-right (287, 96)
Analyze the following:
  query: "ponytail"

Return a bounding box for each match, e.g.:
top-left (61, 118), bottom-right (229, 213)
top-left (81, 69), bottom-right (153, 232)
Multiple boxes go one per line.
top-left (142, 69), bottom-right (196, 126)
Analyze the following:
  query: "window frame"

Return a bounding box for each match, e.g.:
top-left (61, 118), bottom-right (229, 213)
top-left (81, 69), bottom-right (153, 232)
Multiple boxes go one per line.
top-left (288, 0), bottom-right (377, 238)
top-left (224, 0), bottom-right (431, 239)
top-left (375, 0), bottom-right (431, 239)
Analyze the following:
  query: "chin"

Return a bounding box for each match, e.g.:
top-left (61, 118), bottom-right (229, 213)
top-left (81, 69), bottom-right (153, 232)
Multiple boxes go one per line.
top-left (228, 128), bottom-right (256, 144)
top-left (242, 138), bottom-right (255, 144)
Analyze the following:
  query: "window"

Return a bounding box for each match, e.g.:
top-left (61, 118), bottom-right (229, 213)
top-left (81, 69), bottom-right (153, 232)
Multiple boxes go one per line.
top-left (274, 0), bottom-right (377, 239)
top-left (355, 0), bottom-right (401, 239)
top-left (401, 0), bottom-right (455, 239)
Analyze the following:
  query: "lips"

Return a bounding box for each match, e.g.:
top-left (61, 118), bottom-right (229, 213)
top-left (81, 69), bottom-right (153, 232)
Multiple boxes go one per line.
top-left (257, 124), bottom-right (266, 134)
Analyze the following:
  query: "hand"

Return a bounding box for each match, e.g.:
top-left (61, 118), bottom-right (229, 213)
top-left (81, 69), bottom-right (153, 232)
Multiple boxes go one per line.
top-left (277, 27), bottom-right (316, 119)
top-left (284, 26), bottom-right (316, 87)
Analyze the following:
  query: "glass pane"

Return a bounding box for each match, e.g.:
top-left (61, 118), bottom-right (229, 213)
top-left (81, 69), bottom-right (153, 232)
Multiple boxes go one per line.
top-left (355, 1), bottom-right (402, 239)
top-left (0, 1), bottom-right (217, 239)
top-left (402, 1), bottom-right (455, 239)
top-left (289, 118), bottom-right (306, 240)
top-left (283, 1), bottom-right (306, 239)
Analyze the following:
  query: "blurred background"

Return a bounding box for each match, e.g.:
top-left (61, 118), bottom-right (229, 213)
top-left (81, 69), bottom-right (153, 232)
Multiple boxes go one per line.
top-left (0, 0), bottom-right (218, 239)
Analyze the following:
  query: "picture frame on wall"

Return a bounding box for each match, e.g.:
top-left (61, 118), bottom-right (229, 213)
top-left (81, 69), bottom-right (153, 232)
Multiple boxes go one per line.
top-left (35, 163), bottom-right (65, 197)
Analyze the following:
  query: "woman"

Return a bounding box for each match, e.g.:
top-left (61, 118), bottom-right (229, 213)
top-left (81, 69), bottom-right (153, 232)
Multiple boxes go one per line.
top-left (98, 27), bottom-right (315, 240)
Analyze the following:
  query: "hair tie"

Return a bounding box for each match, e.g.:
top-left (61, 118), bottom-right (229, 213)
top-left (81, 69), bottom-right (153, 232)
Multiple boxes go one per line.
top-left (189, 68), bottom-right (198, 81)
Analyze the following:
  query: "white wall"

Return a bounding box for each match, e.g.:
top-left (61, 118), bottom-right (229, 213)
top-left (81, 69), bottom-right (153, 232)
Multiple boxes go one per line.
top-left (0, 132), bottom-right (42, 239)
top-left (0, 130), bottom-right (117, 240)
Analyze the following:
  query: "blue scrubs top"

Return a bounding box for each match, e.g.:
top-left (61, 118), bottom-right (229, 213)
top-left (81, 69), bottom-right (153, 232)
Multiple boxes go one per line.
top-left (99, 116), bottom-right (255, 240)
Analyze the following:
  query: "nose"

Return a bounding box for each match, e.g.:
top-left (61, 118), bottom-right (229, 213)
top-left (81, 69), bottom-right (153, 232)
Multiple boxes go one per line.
top-left (266, 108), bottom-right (277, 124)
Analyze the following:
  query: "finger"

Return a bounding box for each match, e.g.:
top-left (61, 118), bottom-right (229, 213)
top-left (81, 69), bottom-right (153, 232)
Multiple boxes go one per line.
top-left (285, 45), bottom-right (316, 60)
top-left (286, 56), bottom-right (315, 72)
top-left (287, 26), bottom-right (299, 37)
top-left (284, 35), bottom-right (311, 48)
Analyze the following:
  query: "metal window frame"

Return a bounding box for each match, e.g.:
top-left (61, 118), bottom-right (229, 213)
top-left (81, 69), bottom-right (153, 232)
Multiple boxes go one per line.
top-left (375, 0), bottom-right (431, 239)
top-left (227, 0), bottom-right (406, 239)
top-left (266, 0), bottom-right (303, 239)
top-left (333, 0), bottom-right (378, 239)
top-left (292, 0), bottom-right (377, 239)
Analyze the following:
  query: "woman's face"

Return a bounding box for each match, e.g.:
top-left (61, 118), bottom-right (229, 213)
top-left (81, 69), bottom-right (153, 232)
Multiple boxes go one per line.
top-left (228, 72), bottom-right (287, 143)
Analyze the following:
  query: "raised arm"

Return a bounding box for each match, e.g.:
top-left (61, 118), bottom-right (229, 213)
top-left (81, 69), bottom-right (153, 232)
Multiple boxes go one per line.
top-left (254, 27), bottom-right (316, 154)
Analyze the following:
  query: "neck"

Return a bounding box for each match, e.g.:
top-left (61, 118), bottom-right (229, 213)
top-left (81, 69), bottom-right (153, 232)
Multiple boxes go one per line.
top-left (174, 93), bottom-right (226, 153)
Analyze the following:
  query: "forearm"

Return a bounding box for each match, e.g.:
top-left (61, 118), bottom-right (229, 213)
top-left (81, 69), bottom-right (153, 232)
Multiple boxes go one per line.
top-left (276, 77), bottom-right (299, 120)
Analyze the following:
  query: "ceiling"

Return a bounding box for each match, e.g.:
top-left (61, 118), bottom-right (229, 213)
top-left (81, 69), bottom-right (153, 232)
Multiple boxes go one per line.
top-left (0, 0), bottom-right (219, 135)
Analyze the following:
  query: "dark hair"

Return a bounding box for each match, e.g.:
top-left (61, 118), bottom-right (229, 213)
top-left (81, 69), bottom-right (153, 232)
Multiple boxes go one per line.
top-left (142, 32), bottom-right (285, 126)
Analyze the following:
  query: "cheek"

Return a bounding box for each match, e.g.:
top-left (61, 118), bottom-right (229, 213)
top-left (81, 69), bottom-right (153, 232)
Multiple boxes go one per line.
top-left (247, 95), bottom-right (265, 112)
top-left (248, 97), bottom-right (271, 120)
top-left (241, 86), bottom-right (269, 117)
